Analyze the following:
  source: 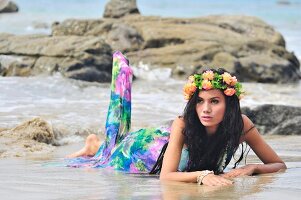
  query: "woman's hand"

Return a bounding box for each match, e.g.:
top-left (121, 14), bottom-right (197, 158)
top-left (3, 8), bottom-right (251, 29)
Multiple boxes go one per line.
top-left (201, 173), bottom-right (233, 186)
top-left (222, 164), bottom-right (258, 178)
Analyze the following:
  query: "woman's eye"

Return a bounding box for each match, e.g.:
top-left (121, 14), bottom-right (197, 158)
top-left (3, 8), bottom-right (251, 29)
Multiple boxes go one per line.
top-left (211, 99), bottom-right (219, 104)
top-left (197, 98), bottom-right (203, 103)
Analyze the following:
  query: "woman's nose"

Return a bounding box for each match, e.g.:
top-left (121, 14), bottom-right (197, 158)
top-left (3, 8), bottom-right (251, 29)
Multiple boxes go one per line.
top-left (203, 102), bottom-right (211, 113)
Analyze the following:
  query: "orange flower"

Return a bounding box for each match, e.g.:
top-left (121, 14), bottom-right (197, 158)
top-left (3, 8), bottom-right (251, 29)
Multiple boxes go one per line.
top-left (224, 88), bottom-right (236, 96)
top-left (202, 70), bottom-right (214, 80)
top-left (183, 83), bottom-right (197, 99)
top-left (202, 80), bottom-right (212, 90)
top-left (222, 72), bottom-right (232, 85)
top-left (230, 76), bottom-right (237, 86)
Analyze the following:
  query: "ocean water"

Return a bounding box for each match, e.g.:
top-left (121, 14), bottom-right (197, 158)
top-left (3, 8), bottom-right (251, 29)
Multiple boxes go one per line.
top-left (0, 0), bottom-right (301, 59)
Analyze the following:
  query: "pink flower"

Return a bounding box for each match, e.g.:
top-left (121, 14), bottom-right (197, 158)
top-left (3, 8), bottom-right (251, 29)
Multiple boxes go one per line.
top-left (222, 72), bottom-right (232, 85)
top-left (202, 80), bottom-right (212, 90)
top-left (230, 76), bottom-right (237, 86)
top-left (224, 88), bottom-right (236, 96)
top-left (202, 70), bottom-right (214, 80)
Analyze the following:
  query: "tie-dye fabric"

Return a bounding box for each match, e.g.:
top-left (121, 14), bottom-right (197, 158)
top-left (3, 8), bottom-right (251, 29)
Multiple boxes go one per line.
top-left (66, 51), bottom-right (170, 173)
top-left (65, 51), bottom-right (235, 173)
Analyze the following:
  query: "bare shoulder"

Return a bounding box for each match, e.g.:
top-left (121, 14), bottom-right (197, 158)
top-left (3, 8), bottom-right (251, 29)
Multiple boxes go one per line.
top-left (169, 116), bottom-right (185, 142)
top-left (241, 114), bottom-right (255, 133)
top-left (172, 116), bottom-right (185, 129)
top-left (239, 114), bottom-right (256, 143)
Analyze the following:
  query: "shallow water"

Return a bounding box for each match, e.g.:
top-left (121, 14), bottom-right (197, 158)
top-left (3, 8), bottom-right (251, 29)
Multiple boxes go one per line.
top-left (0, 74), bottom-right (301, 199)
top-left (0, 73), bottom-right (301, 141)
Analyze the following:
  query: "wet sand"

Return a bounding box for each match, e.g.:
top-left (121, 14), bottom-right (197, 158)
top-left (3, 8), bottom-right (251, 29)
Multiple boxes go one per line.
top-left (0, 136), bottom-right (300, 200)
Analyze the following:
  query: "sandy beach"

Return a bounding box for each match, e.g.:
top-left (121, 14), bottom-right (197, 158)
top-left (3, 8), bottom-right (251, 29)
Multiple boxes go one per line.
top-left (0, 134), bottom-right (301, 200)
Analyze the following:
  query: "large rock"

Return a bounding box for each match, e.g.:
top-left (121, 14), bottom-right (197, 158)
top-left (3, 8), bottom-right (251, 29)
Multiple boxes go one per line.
top-left (1, 15), bottom-right (300, 83)
top-left (242, 104), bottom-right (301, 135)
top-left (52, 19), bottom-right (144, 52)
top-left (0, 34), bottom-right (113, 82)
top-left (0, 0), bottom-right (18, 13)
top-left (9, 117), bottom-right (55, 144)
top-left (0, 118), bottom-right (56, 158)
top-left (51, 15), bottom-right (300, 83)
top-left (103, 0), bottom-right (140, 18)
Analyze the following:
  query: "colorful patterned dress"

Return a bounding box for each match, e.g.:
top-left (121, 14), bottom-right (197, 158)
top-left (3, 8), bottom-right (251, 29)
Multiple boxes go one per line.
top-left (66, 51), bottom-right (235, 174)
top-left (66, 51), bottom-right (170, 173)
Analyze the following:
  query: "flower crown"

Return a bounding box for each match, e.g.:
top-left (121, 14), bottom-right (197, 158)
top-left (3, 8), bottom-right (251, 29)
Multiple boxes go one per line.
top-left (183, 70), bottom-right (243, 100)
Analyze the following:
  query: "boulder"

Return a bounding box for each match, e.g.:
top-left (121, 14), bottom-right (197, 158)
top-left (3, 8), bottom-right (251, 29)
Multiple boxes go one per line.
top-left (0, 1), bottom-right (18, 13)
top-left (242, 104), bottom-right (301, 135)
top-left (9, 118), bottom-right (55, 144)
top-left (1, 14), bottom-right (300, 83)
top-left (103, 0), bottom-right (140, 18)
top-left (0, 118), bottom-right (55, 144)
top-left (51, 15), bottom-right (300, 83)
top-left (52, 19), bottom-right (143, 52)
top-left (269, 116), bottom-right (301, 135)
top-left (0, 118), bottom-right (56, 158)
top-left (0, 34), bottom-right (113, 82)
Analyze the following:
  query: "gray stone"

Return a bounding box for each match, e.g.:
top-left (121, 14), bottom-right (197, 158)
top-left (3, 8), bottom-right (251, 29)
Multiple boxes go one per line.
top-left (241, 104), bottom-right (301, 135)
top-left (238, 54), bottom-right (300, 83)
top-left (103, 0), bottom-right (140, 18)
top-left (0, 1), bottom-right (18, 13)
top-left (269, 116), bottom-right (301, 135)
top-left (0, 55), bottom-right (36, 76)
top-left (52, 20), bottom-right (143, 52)
top-left (1, 15), bottom-right (300, 83)
top-left (64, 67), bottom-right (111, 82)
top-left (0, 118), bottom-right (56, 158)
top-left (0, 34), bottom-right (113, 82)
top-left (10, 118), bottom-right (55, 144)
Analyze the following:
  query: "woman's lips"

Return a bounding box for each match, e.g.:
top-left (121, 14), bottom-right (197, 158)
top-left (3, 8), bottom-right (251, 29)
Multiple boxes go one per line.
top-left (201, 116), bottom-right (213, 121)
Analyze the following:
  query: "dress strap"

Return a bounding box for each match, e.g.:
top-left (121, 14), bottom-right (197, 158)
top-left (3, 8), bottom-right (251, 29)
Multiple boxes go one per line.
top-left (244, 125), bottom-right (255, 135)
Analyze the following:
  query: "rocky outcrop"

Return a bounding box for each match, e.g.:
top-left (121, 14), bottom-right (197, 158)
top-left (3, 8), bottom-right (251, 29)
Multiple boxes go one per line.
top-left (0, 14), bottom-right (300, 83)
top-left (103, 0), bottom-right (140, 18)
top-left (51, 15), bottom-right (300, 83)
top-left (0, 0), bottom-right (18, 13)
top-left (242, 104), bottom-right (301, 135)
top-left (9, 117), bottom-right (55, 144)
top-left (0, 34), bottom-right (112, 82)
top-left (51, 19), bottom-right (143, 52)
top-left (0, 118), bottom-right (56, 158)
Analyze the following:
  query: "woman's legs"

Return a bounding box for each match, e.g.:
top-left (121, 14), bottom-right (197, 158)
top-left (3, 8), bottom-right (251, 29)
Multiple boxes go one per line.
top-left (66, 134), bottom-right (101, 158)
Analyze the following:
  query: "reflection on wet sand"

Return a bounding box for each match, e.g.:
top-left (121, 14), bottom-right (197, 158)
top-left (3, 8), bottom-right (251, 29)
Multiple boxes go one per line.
top-left (160, 173), bottom-right (275, 200)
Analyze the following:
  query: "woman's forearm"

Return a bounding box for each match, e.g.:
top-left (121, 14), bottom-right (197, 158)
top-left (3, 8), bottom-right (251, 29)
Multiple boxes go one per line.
top-left (160, 171), bottom-right (199, 183)
top-left (253, 162), bottom-right (287, 174)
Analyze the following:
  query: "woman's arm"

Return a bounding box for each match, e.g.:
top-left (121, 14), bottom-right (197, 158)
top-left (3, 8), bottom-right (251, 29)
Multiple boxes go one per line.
top-left (159, 117), bottom-right (198, 182)
top-left (160, 117), bottom-right (233, 186)
top-left (223, 115), bottom-right (287, 178)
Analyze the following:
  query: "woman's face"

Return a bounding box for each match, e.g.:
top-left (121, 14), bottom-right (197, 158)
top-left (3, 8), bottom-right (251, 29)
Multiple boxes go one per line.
top-left (196, 89), bottom-right (226, 134)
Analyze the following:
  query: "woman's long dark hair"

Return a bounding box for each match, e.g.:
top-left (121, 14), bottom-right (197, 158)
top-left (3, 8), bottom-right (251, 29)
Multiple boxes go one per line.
top-left (183, 68), bottom-right (244, 174)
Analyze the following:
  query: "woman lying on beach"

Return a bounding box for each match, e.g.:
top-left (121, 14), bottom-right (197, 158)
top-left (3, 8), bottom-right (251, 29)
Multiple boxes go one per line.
top-left (66, 51), bottom-right (286, 186)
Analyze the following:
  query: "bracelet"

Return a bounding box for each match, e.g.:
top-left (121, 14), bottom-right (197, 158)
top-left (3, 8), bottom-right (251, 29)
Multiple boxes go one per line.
top-left (196, 170), bottom-right (213, 185)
